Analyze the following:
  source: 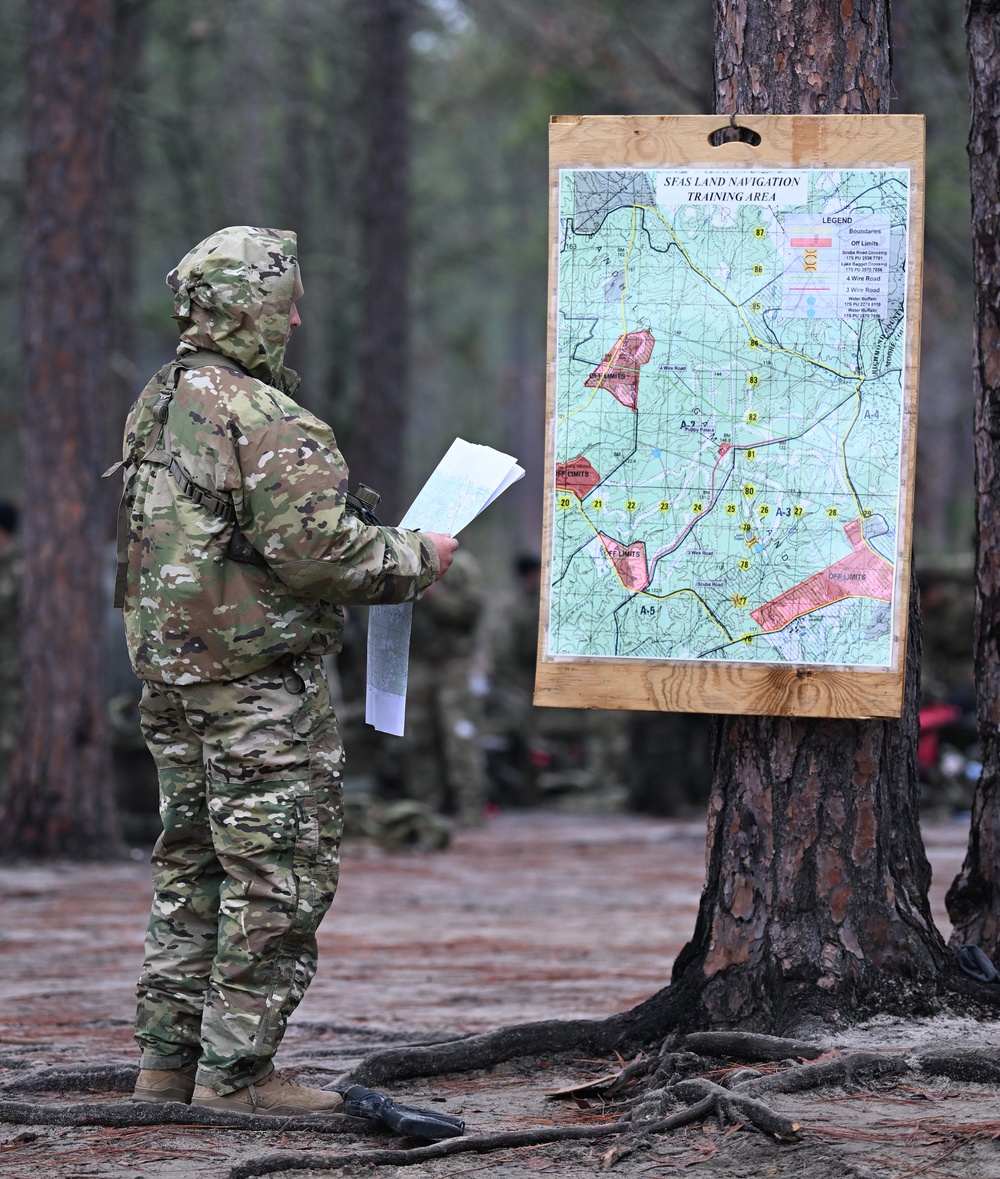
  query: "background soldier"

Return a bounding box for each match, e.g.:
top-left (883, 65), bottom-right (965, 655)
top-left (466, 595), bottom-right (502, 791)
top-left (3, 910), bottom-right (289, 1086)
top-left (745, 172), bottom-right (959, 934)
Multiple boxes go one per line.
top-left (486, 554), bottom-right (629, 810)
top-left (484, 555), bottom-right (542, 804)
top-left (916, 553), bottom-right (977, 811)
top-left (375, 548), bottom-right (487, 827)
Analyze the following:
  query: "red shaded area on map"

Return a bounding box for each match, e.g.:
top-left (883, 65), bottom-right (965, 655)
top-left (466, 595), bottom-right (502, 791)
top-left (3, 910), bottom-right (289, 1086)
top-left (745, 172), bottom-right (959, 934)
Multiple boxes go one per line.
top-left (555, 455), bottom-right (602, 499)
top-left (599, 533), bottom-right (649, 591)
top-left (750, 517), bottom-right (893, 632)
top-left (584, 330), bottom-right (655, 411)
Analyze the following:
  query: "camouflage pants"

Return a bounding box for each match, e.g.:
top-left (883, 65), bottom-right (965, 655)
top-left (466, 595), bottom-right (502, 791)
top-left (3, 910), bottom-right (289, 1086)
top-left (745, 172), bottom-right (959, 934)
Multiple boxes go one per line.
top-left (134, 655), bottom-right (344, 1094)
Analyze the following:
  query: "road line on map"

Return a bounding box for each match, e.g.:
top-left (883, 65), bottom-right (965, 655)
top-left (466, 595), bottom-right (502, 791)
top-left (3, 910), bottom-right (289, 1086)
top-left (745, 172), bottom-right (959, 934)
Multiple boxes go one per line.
top-left (633, 203), bottom-right (864, 384)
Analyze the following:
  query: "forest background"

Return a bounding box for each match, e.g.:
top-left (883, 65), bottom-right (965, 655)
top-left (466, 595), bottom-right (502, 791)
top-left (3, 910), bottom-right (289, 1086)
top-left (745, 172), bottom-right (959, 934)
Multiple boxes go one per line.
top-left (0, 0), bottom-right (974, 568)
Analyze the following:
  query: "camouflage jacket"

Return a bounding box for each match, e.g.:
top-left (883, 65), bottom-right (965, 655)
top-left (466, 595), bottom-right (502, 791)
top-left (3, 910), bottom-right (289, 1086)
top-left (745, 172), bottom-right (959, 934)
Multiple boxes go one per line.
top-left (118, 226), bottom-right (438, 686)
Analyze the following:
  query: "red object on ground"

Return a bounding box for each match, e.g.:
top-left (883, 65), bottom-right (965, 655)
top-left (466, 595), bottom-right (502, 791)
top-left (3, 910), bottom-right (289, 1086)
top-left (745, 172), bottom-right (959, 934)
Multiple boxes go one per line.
top-left (918, 701), bottom-right (963, 769)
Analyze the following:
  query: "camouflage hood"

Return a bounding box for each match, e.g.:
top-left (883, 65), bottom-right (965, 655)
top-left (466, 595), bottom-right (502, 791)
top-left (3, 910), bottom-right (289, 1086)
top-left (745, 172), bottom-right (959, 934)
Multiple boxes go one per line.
top-left (167, 225), bottom-right (304, 395)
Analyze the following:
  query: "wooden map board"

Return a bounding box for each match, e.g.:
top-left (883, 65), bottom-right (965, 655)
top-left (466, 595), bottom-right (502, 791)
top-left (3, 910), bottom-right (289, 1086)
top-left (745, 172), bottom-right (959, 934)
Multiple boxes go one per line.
top-left (535, 115), bottom-right (924, 719)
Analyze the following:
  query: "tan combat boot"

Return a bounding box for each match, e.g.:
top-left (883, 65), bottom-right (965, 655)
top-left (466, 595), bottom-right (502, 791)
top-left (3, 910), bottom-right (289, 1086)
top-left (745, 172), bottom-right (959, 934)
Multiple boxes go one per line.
top-left (132, 1063), bottom-right (198, 1104)
top-left (191, 1070), bottom-right (345, 1117)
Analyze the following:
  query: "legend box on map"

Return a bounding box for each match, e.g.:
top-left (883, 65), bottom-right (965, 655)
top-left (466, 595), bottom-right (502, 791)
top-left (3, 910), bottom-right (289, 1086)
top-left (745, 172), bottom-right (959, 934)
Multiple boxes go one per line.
top-left (781, 214), bottom-right (891, 320)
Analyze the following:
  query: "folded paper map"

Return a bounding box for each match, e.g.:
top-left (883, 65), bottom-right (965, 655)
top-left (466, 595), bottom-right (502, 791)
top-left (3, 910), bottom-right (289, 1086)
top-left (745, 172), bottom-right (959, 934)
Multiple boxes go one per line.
top-left (366, 439), bottom-right (524, 735)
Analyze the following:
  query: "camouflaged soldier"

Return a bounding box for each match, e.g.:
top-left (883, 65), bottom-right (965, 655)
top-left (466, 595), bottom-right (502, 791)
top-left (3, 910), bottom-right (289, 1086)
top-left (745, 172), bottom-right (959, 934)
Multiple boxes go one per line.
top-left (111, 226), bottom-right (456, 1116)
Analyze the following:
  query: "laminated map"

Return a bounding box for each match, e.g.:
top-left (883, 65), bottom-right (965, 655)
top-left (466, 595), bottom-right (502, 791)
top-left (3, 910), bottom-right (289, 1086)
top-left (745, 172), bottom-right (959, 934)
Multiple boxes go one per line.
top-left (538, 116), bottom-right (924, 717)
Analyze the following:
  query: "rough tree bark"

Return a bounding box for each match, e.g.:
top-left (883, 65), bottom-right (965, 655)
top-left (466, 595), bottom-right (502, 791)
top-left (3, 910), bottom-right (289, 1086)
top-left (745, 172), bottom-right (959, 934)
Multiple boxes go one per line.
top-left (0, 0), bottom-right (122, 858)
top-left (279, 0), bottom-right (313, 400)
top-left (650, 0), bottom-right (949, 1032)
top-left (108, 0), bottom-right (150, 433)
top-left (350, 0), bottom-right (412, 525)
top-left (341, 4), bottom-right (957, 1065)
top-left (714, 0), bottom-right (894, 115)
top-left (946, 0), bottom-right (1000, 956)
top-left (340, 4), bottom-right (960, 1070)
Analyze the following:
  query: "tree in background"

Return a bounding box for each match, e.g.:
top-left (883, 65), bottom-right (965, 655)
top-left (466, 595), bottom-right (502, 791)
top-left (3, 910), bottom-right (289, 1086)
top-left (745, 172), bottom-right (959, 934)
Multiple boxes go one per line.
top-left (108, 0), bottom-right (151, 430)
top-left (344, 4), bottom-right (959, 1065)
top-left (892, 0), bottom-right (975, 552)
top-left (946, 0), bottom-right (1000, 957)
top-left (0, 0), bottom-right (122, 857)
top-left (350, 0), bottom-right (413, 525)
top-left (318, 0), bottom-right (997, 1108)
top-left (0, 0), bottom-right (980, 558)
top-left (657, 0), bottom-right (949, 1034)
top-left (0, 0), bottom-right (981, 856)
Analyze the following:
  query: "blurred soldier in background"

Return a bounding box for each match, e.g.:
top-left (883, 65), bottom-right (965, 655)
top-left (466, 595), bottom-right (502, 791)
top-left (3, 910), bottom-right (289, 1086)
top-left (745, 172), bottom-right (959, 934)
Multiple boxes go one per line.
top-left (916, 554), bottom-right (977, 813)
top-left (375, 548), bottom-right (487, 827)
top-left (918, 554), bottom-right (975, 708)
top-left (626, 711), bottom-right (711, 817)
top-left (0, 502), bottom-right (19, 804)
top-left (484, 554), bottom-right (541, 804)
top-left (485, 554), bottom-right (629, 810)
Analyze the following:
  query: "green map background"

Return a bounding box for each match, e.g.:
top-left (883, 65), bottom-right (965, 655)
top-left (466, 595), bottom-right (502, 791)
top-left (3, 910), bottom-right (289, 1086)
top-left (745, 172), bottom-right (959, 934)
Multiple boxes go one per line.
top-left (548, 167), bottom-right (910, 668)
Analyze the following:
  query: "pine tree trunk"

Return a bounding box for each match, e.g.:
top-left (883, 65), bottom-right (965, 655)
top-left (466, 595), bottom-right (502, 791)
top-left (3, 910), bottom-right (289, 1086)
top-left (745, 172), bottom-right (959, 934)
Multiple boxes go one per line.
top-left (654, 0), bottom-right (946, 1031)
top-left (945, 0), bottom-right (1000, 955)
top-left (714, 0), bottom-right (892, 115)
top-left (109, 0), bottom-right (150, 434)
top-left (0, 0), bottom-right (122, 859)
top-left (280, 0), bottom-right (314, 403)
top-left (351, 0), bottom-right (411, 525)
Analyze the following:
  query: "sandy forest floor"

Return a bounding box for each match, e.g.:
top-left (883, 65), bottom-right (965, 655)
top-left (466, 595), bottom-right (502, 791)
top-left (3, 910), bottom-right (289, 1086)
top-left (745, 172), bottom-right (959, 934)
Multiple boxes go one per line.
top-left (2, 810), bottom-right (999, 1179)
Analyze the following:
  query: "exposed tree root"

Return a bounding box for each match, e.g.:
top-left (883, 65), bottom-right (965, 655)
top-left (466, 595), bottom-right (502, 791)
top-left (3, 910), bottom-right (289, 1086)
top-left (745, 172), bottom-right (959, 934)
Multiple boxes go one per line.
top-left (673, 1077), bottom-right (800, 1139)
top-left (737, 1051), bottom-right (909, 1096)
top-left (679, 1031), bottom-right (824, 1062)
top-left (338, 1018), bottom-right (614, 1088)
top-left (223, 1106), bottom-right (718, 1179)
top-left (0, 1097), bottom-right (366, 1134)
top-left (334, 967), bottom-right (998, 1093)
top-left (0, 1064), bottom-right (139, 1094)
top-left (336, 978), bottom-right (703, 1089)
top-left (916, 1047), bottom-right (1000, 1084)
top-left (11, 1028), bottom-right (1000, 1179)
top-left (228, 1042), bottom-right (908, 1176)
top-left (602, 1053), bottom-right (654, 1097)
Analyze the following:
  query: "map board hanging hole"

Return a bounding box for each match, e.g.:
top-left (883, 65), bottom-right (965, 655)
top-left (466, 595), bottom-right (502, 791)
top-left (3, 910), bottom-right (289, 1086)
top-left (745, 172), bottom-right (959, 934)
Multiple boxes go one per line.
top-left (708, 125), bottom-right (763, 147)
top-left (709, 115), bottom-right (762, 147)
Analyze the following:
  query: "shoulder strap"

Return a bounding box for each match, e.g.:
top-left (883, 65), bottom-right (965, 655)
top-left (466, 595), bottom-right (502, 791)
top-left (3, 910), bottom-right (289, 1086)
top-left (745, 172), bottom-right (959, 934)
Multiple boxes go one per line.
top-left (105, 363), bottom-right (181, 608)
top-left (106, 355), bottom-right (251, 608)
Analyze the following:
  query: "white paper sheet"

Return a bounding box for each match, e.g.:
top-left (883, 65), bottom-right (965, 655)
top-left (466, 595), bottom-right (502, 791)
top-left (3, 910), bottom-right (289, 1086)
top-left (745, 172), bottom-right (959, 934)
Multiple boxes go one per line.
top-left (365, 439), bottom-right (524, 735)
